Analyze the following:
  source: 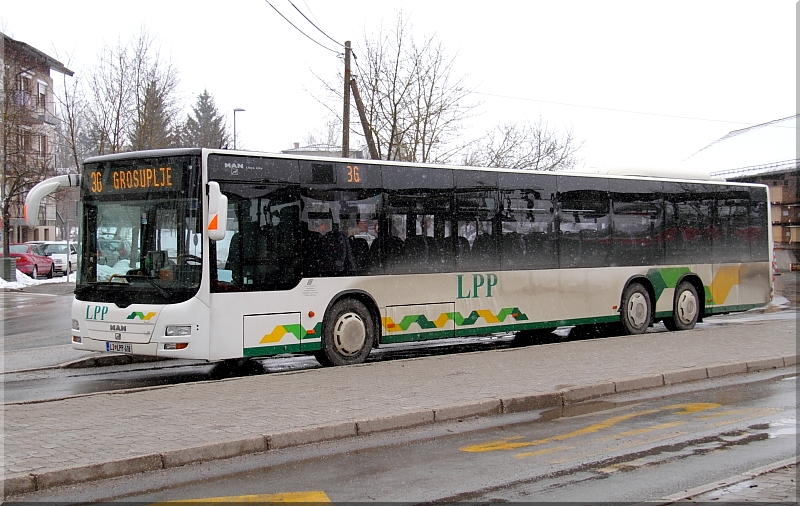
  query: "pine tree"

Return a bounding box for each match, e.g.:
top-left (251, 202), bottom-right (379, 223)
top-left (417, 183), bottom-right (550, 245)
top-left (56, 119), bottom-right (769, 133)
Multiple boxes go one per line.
top-left (182, 89), bottom-right (229, 148)
top-left (129, 80), bottom-right (180, 150)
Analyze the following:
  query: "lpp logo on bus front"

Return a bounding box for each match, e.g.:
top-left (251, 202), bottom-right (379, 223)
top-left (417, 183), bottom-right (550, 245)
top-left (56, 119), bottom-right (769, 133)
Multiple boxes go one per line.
top-left (85, 305), bottom-right (109, 320)
top-left (457, 273), bottom-right (499, 299)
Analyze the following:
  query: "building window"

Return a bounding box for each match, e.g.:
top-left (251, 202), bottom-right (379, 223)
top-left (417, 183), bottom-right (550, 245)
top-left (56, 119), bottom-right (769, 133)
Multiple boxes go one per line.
top-left (39, 134), bottom-right (48, 155)
top-left (18, 74), bottom-right (33, 107)
top-left (16, 127), bottom-right (32, 159)
top-left (37, 82), bottom-right (47, 110)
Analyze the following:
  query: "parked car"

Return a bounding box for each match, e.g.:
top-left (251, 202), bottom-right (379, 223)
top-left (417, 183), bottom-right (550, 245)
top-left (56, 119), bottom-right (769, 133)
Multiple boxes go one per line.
top-left (97, 238), bottom-right (131, 267)
top-left (28, 241), bottom-right (77, 275)
top-left (0, 243), bottom-right (55, 278)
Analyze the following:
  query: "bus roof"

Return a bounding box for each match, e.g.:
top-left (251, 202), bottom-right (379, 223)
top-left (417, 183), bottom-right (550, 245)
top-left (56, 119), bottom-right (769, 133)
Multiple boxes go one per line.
top-left (83, 148), bottom-right (756, 187)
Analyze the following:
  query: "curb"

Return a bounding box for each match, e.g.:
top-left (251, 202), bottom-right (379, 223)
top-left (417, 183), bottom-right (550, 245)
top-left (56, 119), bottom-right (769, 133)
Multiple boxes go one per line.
top-left (657, 457), bottom-right (798, 503)
top-left (60, 353), bottom-right (172, 369)
top-left (3, 354), bottom-right (797, 497)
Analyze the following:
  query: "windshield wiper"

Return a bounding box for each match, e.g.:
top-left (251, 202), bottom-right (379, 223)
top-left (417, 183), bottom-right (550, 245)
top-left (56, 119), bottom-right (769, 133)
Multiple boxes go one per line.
top-left (114, 275), bottom-right (171, 298)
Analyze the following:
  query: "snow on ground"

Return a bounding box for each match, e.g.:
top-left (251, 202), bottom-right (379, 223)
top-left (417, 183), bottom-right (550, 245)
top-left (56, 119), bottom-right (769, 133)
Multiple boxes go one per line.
top-left (0, 270), bottom-right (76, 290)
top-left (1, 259), bottom-right (131, 289)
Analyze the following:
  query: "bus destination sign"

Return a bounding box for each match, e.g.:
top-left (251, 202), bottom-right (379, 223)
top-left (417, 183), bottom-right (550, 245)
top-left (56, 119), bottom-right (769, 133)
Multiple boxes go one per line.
top-left (86, 166), bottom-right (180, 194)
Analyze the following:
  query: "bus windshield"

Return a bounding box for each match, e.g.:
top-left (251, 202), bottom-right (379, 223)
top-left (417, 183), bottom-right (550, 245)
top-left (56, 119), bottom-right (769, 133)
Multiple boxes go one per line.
top-left (76, 155), bottom-right (202, 306)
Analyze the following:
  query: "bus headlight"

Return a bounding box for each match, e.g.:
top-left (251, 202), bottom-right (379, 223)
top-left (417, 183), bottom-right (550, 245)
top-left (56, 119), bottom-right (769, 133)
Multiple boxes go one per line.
top-left (72, 319), bottom-right (80, 331)
top-left (165, 325), bottom-right (191, 337)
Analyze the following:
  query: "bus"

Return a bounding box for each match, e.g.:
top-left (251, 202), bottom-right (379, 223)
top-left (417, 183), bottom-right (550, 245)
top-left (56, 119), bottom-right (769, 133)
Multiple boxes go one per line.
top-left (25, 148), bottom-right (772, 367)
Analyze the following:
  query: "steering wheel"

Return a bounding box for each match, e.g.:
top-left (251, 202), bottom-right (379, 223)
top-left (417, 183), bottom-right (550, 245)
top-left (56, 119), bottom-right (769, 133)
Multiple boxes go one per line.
top-left (108, 273), bottom-right (128, 283)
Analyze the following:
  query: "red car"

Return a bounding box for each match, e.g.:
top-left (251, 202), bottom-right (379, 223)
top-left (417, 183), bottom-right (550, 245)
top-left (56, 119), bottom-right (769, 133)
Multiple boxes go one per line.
top-left (0, 243), bottom-right (55, 278)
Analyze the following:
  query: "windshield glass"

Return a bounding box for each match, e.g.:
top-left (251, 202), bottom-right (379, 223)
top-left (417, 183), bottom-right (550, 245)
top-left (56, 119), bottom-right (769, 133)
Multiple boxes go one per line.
top-left (43, 243), bottom-right (69, 254)
top-left (76, 155), bottom-right (202, 306)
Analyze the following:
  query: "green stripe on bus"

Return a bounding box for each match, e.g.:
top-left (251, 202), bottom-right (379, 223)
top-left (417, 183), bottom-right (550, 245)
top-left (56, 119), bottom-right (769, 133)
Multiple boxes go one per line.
top-left (647, 267), bottom-right (691, 302)
top-left (381, 329), bottom-right (456, 344)
top-left (380, 315), bottom-right (622, 344)
top-left (244, 343), bottom-right (303, 357)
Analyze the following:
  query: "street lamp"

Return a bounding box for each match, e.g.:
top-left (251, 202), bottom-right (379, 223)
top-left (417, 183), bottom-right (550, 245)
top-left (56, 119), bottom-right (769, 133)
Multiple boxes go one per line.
top-left (233, 108), bottom-right (245, 150)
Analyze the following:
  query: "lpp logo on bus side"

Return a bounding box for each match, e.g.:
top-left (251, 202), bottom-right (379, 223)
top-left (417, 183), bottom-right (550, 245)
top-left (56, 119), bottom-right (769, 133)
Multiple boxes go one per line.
top-left (85, 305), bottom-right (109, 320)
top-left (457, 273), bottom-right (498, 298)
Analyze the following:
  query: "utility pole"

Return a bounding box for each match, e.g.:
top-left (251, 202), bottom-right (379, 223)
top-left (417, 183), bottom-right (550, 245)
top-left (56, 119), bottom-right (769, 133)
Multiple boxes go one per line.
top-left (342, 41), bottom-right (351, 158)
top-left (350, 78), bottom-right (379, 160)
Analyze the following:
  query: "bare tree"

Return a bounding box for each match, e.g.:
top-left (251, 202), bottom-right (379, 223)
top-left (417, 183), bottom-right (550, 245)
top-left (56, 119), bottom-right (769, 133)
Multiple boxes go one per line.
top-left (84, 29), bottom-right (181, 155)
top-left (463, 118), bottom-right (583, 171)
top-left (302, 116), bottom-right (339, 147)
top-left (315, 13), bottom-right (477, 163)
top-left (84, 38), bottom-right (131, 155)
top-left (52, 53), bottom-right (86, 172)
top-left (128, 30), bottom-right (181, 150)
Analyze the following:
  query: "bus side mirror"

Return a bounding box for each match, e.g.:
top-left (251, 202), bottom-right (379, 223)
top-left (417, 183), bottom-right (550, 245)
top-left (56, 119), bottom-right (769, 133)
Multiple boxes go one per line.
top-left (207, 181), bottom-right (228, 241)
top-left (25, 174), bottom-right (82, 228)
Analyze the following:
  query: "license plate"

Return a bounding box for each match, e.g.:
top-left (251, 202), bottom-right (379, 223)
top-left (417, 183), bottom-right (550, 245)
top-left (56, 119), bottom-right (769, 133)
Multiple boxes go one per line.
top-left (106, 342), bottom-right (132, 353)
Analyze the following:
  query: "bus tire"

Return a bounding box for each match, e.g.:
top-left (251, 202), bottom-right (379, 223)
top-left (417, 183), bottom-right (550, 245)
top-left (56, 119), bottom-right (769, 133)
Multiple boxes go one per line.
top-left (317, 298), bottom-right (374, 366)
top-left (663, 281), bottom-right (699, 331)
top-left (620, 282), bottom-right (651, 335)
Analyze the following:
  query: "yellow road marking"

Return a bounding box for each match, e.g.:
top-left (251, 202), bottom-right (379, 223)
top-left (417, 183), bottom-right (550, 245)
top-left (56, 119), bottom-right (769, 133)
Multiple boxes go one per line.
top-left (150, 491), bottom-right (332, 504)
top-left (460, 410), bottom-right (659, 453)
top-left (662, 402), bottom-right (721, 414)
top-left (618, 421), bottom-right (686, 436)
top-left (460, 403), bottom-right (720, 454)
top-left (699, 407), bottom-right (778, 419)
top-left (515, 445), bottom-right (574, 459)
top-left (549, 408), bottom-right (781, 465)
top-left (548, 431), bottom-right (690, 464)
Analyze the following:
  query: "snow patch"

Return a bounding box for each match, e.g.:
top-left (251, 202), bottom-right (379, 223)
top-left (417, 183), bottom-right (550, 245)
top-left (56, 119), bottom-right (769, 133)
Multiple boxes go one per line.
top-left (0, 270), bottom-right (76, 290)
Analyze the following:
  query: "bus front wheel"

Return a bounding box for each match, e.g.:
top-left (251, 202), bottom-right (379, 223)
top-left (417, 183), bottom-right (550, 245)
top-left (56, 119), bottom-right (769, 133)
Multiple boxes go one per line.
top-left (620, 282), bottom-right (651, 335)
top-left (663, 282), bottom-right (699, 331)
top-left (315, 298), bottom-right (375, 367)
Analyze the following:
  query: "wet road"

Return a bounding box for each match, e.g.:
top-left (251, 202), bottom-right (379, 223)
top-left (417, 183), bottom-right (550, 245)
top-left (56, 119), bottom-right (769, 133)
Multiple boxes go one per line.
top-left (1, 283), bottom-right (74, 351)
top-left (3, 310), bottom-right (795, 404)
top-left (1, 333), bottom-right (527, 402)
top-left (14, 370), bottom-right (796, 503)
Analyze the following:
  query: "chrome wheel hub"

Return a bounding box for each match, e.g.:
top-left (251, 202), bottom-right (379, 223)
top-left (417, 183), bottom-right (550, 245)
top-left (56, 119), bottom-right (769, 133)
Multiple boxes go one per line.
top-left (627, 293), bottom-right (648, 328)
top-left (676, 290), bottom-right (698, 325)
top-left (332, 312), bottom-right (366, 357)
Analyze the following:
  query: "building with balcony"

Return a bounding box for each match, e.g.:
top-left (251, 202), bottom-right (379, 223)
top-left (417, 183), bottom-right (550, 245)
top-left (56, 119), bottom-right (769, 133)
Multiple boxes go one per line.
top-left (1, 33), bottom-right (73, 244)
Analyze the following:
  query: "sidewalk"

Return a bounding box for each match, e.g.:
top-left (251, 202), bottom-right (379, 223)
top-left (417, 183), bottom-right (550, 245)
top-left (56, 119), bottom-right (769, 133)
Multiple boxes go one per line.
top-left (3, 344), bottom-right (178, 373)
top-left (3, 314), bottom-right (797, 497)
top-left (666, 460), bottom-right (797, 503)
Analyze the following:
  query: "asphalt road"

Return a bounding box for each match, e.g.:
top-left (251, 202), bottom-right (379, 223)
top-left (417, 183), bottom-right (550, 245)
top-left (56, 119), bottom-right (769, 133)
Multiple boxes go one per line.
top-left (1, 280), bottom-right (75, 351)
top-left (13, 369), bottom-right (795, 503)
top-left (1, 275), bottom-right (796, 403)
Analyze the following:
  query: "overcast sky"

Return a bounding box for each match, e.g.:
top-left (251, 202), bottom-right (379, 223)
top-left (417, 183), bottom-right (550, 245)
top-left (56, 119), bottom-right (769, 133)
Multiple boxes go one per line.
top-left (2, 0), bottom-right (795, 170)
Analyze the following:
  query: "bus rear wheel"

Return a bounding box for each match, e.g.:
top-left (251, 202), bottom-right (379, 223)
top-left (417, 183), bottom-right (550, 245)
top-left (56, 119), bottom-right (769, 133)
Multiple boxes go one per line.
top-left (315, 298), bottom-right (375, 367)
top-left (620, 282), bottom-right (651, 335)
top-left (663, 282), bottom-right (699, 331)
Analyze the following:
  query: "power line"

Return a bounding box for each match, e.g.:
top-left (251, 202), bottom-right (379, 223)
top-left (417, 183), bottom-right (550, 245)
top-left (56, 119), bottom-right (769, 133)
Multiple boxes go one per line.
top-left (263, 0), bottom-right (340, 55)
top-left (286, 0), bottom-right (343, 48)
top-left (474, 91), bottom-right (797, 129)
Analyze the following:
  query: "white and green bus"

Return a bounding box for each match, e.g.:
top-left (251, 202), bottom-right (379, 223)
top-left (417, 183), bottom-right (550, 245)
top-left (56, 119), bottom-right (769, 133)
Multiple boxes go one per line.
top-left (26, 148), bottom-right (772, 366)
